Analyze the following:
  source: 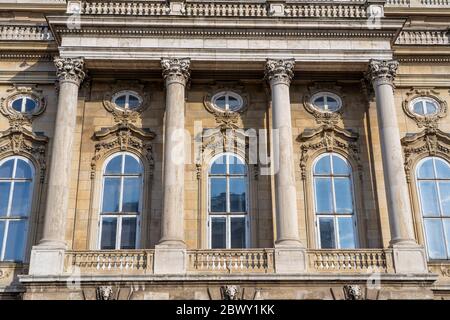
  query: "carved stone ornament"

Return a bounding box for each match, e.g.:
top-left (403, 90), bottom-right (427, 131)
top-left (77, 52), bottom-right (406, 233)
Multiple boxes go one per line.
top-left (221, 285), bottom-right (240, 300)
top-left (203, 83), bottom-right (249, 128)
top-left (96, 286), bottom-right (115, 300)
top-left (302, 82), bottom-right (344, 125)
top-left (91, 122), bottom-right (156, 178)
top-left (264, 58), bottom-right (295, 86)
top-left (343, 285), bottom-right (363, 300)
top-left (298, 124), bottom-right (360, 180)
top-left (161, 58), bottom-right (191, 85)
top-left (402, 88), bottom-right (447, 129)
top-left (401, 127), bottom-right (450, 183)
top-left (367, 59), bottom-right (399, 86)
top-left (54, 57), bottom-right (86, 85)
top-left (0, 85), bottom-right (46, 125)
top-left (0, 126), bottom-right (48, 182)
top-left (102, 81), bottom-right (151, 124)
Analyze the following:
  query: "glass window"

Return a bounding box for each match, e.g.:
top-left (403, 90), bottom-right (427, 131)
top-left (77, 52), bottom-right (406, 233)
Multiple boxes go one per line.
top-left (99, 153), bottom-right (142, 250)
top-left (311, 92), bottom-right (342, 112)
top-left (10, 96), bottom-right (38, 113)
top-left (212, 91), bottom-right (243, 112)
top-left (313, 153), bottom-right (357, 249)
top-left (208, 153), bottom-right (248, 249)
top-left (410, 97), bottom-right (439, 116)
top-left (112, 91), bottom-right (142, 110)
top-left (0, 157), bottom-right (34, 262)
top-left (417, 157), bottom-right (450, 259)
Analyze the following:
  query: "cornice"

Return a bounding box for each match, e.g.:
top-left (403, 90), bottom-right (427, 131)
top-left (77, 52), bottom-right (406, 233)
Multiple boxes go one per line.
top-left (396, 55), bottom-right (450, 63)
top-left (0, 51), bottom-right (55, 61)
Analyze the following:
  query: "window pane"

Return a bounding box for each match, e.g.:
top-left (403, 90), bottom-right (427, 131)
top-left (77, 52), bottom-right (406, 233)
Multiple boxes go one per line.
top-left (210, 155), bottom-right (226, 174)
top-left (121, 217), bottom-right (137, 249)
top-left (424, 219), bottom-right (446, 259)
top-left (314, 156), bottom-right (331, 175)
top-left (314, 177), bottom-right (333, 213)
top-left (314, 96), bottom-right (325, 109)
top-left (319, 217), bottom-right (335, 249)
top-left (0, 159), bottom-right (14, 178)
top-left (11, 99), bottom-right (23, 112)
top-left (418, 159), bottom-right (434, 179)
top-left (211, 217), bottom-right (226, 249)
top-left (334, 178), bottom-right (353, 214)
top-left (0, 182), bottom-right (11, 217)
top-left (413, 101), bottom-right (424, 115)
top-left (435, 159), bottom-right (450, 179)
top-left (229, 178), bottom-right (246, 212)
top-left (100, 217), bottom-right (117, 250)
top-left (14, 159), bottom-right (32, 179)
top-left (10, 182), bottom-right (32, 217)
top-left (332, 155), bottom-right (349, 175)
top-left (0, 221), bottom-right (4, 258)
top-left (210, 178), bottom-right (226, 212)
top-left (124, 155), bottom-right (141, 175)
top-left (122, 178), bottom-right (140, 212)
top-left (25, 98), bottom-right (36, 112)
top-left (230, 217), bottom-right (246, 248)
top-left (443, 219), bottom-right (450, 258)
top-left (105, 156), bottom-right (123, 175)
top-left (338, 217), bottom-right (356, 249)
top-left (419, 181), bottom-right (440, 216)
top-left (102, 178), bottom-right (121, 212)
top-left (228, 96), bottom-right (241, 111)
top-left (214, 96), bottom-right (226, 110)
top-left (439, 182), bottom-right (450, 216)
top-left (4, 220), bottom-right (27, 261)
top-left (114, 95), bottom-right (126, 108)
top-left (425, 101), bottom-right (437, 114)
top-left (127, 95), bottom-right (140, 109)
top-left (327, 97), bottom-right (339, 111)
top-left (229, 156), bottom-right (246, 175)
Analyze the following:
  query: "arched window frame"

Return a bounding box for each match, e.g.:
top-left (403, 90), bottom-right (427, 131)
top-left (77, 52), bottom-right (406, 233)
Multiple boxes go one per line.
top-left (0, 156), bottom-right (36, 262)
top-left (206, 152), bottom-right (250, 249)
top-left (97, 152), bottom-right (144, 250)
top-left (414, 156), bottom-right (450, 260)
top-left (311, 152), bottom-right (359, 249)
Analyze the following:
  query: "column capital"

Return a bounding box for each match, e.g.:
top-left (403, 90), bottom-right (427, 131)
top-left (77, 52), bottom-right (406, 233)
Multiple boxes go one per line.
top-left (264, 58), bottom-right (295, 86)
top-left (161, 57), bottom-right (191, 86)
top-left (367, 59), bottom-right (399, 87)
top-left (54, 57), bottom-right (86, 86)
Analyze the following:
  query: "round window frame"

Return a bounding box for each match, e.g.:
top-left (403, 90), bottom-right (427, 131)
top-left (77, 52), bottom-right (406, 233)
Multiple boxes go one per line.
top-left (310, 92), bottom-right (343, 113)
top-left (409, 97), bottom-right (440, 117)
top-left (211, 91), bottom-right (244, 113)
top-left (111, 90), bottom-right (143, 111)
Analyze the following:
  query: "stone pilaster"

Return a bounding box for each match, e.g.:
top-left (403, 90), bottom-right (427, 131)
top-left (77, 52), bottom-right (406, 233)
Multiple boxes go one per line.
top-left (29, 57), bottom-right (85, 276)
top-left (367, 59), bottom-right (427, 274)
top-left (265, 59), bottom-right (306, 273)
top-left (154, 58), bottom-right (190, 274)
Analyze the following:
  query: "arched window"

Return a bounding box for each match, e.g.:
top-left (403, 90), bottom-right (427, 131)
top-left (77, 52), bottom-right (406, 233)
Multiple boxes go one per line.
top-left (99, 153), bottom-right (143, 250)
top-left (0, 157), bottom-right (34, 261)
top-left (313, 153), bottom-right (357, 249)
top-left (416, 157), bottom-right (450, 260)
top-left (208, 153), bottom-right (248, 249)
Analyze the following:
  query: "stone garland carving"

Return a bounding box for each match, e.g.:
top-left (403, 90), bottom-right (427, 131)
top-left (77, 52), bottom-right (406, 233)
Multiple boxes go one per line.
top-left (264, 58), bottom-right (295, 86)
top-left (343, 285), bottom-right (363, 300)
top-left (367, 59), bottom-right (399, 86)
top-left (221, 285), bottom-right (240, 300)
top-left (54, 57), bottom-right (86, 85)
top-left (402, 88), bottom-right (447, 129)
top-left (91, 122), bottom-right (156, 178)
top-left (298, 124), bottom-right (361, 180)
top-left (401, 127), bottom-right (450, 183)
top-left (161, 58), bottom-right (191, 85)
top-left (0, 126), bottom-right (48, 182)
top-left (102, 81), bottom-right (151, 124)
top-left (203, 84), bottom-right (249, 128)
top-left (0, 85), bottom-right (46, 125)
top-left (302, 82), bottom-right (345, 125)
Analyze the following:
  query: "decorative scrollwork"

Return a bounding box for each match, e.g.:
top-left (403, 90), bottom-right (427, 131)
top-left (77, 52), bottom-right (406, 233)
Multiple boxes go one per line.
top-left (302, 82), bottom-right (344, 125)
top-left (402, 88), bottom-right (447, 129)
top-left (0, 85), bottom-right (46, 125)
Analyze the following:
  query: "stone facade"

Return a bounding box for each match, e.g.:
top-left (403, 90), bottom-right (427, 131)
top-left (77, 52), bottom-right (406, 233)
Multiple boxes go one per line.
top-left (0, 0), bottom-right (449, 300)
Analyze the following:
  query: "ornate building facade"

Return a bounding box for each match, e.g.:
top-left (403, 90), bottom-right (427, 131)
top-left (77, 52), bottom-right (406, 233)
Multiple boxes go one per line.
top-left (0, 0), bottom-right (449, 300)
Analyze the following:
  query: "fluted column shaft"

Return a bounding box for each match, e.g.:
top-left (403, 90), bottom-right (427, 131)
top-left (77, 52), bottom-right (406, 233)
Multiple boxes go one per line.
top-left (158, 58), bottom-right (191, 247)
top-left (39, 57), bottom-right (85, 248)
top-left (265, 59), bottom-right (302, 247)
top-left (368, 59), bottom-right (416, 246)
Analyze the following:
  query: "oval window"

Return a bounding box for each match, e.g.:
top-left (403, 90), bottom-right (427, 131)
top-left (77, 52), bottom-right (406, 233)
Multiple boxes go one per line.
top-left (112, 91), bottom-right (142, 110)
top-left (311, 92), bottom-right (342, 112)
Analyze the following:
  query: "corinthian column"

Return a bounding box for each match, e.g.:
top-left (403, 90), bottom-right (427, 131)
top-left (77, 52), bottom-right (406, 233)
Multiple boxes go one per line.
top-left (154, 58), bottom-right (190, 274)
top-left (265, 59), bottom-right (306, 273)
top-left (29, 57), bottom-right (85, 276)
top-left (368, 59), bottom-right (427, 273)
